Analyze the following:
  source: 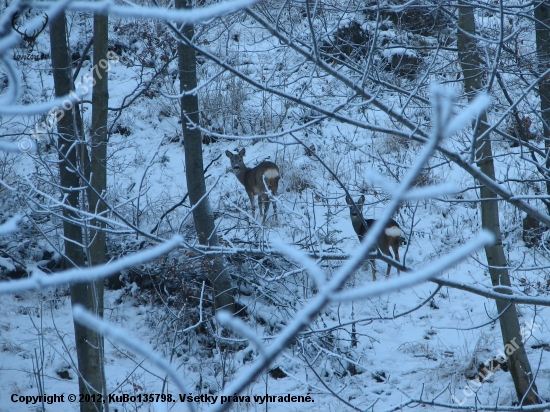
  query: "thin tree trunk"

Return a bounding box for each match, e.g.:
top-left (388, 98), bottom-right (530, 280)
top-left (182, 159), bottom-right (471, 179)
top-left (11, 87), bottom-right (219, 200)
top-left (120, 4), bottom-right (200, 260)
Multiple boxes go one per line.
top-left (49, 13), bottom-right (105, 412)
top-left (457, 3), bottom-right (540, 406)
top-left (176, 0), bottom-right (234, 313)
top-left (86, 11), bottom-right (109, 411)
top-left (535, 1), bottom-right (550, 215)
top-left (89, 14), bottom-right (108, 298)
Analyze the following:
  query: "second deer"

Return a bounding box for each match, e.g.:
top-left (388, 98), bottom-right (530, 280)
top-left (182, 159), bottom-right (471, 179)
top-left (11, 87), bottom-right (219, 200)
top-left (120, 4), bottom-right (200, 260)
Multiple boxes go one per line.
top-left (346, 195), bottom-right (402, 280)
top-left (225, 149), bottom-right (280, 223)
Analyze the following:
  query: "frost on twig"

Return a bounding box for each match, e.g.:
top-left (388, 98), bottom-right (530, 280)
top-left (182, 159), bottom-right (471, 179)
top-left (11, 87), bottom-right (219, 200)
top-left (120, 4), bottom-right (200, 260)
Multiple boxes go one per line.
top-left (0, 236), bottom-right (182, 295)
top-left (73, 304), bottom-right (196, 412)
top-left (206, 88), bottom-right (495, 411)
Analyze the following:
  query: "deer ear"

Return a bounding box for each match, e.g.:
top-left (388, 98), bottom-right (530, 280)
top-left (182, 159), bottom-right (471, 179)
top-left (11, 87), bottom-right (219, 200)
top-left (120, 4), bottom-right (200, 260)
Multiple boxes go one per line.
top-left (358, 195), bottom-right (365, 204)
top-left (225, 150), bottom-right (233, 158)
top-left (345, 195), bottom-right (353, 205)
top-left (238, 148), bottom-right (246, 157)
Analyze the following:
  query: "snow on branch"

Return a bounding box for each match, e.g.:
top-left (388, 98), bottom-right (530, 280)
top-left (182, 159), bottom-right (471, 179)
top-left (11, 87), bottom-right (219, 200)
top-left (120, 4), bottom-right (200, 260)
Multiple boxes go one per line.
top-left (333, 230), bottom-right (494, 302)
top-left (0, 0), bottom-right (258, 114)
top-left (0, 236), bottom-right (182, 295)
top-left (73, 305), bottom-right (196, 412)
top-left (0, 141), bottom-right (21, 153)
top-left (403, 397), bottom-right (550, 411)
top-left (0, 0), bottom-right (72, 57)
top-left (350, 167), bottom-right (460, 201)
top-left (401, 183), bottom-right (459, 200)
top-left (271, 238), bottom-right (325, 287)
top-left (33, 0), bottom-right (261, 24)
top-left (429, 85), bottom-right (490, 140)
top-left (0, 0), bottom-right (85, 112)
top-left (205, 87), bottom-right (488, 411)
top-left (217, 311), bottom-right (267, 357)
top-left (445, 92), bottom-right (492, 138)
top-left (432, 277), bottom-right (550, 306)
top-left (0, 89), bottom-right (91, 116)
top-left (0, 215), bottom-right (22, 236)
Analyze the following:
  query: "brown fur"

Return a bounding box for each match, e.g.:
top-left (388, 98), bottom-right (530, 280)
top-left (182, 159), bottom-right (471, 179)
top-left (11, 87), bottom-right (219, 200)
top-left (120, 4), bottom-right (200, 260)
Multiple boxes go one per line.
top-left (346, 195), bottom-right (402, 280)
top-left (225, 149), bottom-right (280, 223)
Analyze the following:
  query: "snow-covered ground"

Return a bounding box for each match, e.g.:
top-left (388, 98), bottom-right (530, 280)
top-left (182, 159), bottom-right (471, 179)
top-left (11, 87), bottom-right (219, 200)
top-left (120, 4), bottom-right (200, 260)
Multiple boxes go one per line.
top-left (1, 1), bottom-right (549, 411)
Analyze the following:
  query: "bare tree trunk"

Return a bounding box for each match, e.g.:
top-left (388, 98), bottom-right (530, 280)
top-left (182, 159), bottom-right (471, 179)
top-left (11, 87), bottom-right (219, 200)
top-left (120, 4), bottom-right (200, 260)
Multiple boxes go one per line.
top-left (88, 15), bottom-right (108, 300)
top-left (49, 12), bottom-right (105, 412)
top-left (86, 11), bottom-right (109, 411)
top-left (175, 0), bottom-right (234, 313)
top-left (534, 1), bottom-right (550, 215)
top-left (457, 3), bottom-right (540, 406)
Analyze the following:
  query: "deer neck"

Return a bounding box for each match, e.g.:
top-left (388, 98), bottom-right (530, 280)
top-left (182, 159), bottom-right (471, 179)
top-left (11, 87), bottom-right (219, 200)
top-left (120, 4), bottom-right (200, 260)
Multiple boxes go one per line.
top-left (352, 219), bottom-right (366, 237)
top-left (234, 166), bottom-right (250, 186)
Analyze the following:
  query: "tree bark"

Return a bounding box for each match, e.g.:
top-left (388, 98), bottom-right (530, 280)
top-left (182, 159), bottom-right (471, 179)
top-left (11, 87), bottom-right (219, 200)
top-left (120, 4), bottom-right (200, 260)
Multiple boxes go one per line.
top-left (457, 3), bottom-right (540, 406)
top-left (89, 14), bottom-right (108, 292)
top-left (49, 12), bottom-right (105, 412)
top-left (87, 11), bottom-right (109, 411)
top-left (176, 0), bottom-right (235, 313)
top-left (534, 1), bottom-right (550, 215)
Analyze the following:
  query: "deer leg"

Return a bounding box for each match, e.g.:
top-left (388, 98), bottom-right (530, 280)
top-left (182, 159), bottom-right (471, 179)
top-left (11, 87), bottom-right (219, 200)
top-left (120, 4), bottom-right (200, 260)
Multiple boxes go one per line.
top-left (262, 193), bottom-right (270, 219)
top-left (267, 186), bottom-right (278, 222)
top-left (371, 259), bottom-right (377, 281)
top-left (248, 191), bottom-right (256, 219)
top-left (392, 242), bottom-right (401, 275)
top-left (272, 195), bottom-right (278, 222)
top-left (380, 246), bottom-right (392, 278)
top-left (258, 194), bottom-right (268, 223)
top-left (257, 196), bottom-right (263, 221)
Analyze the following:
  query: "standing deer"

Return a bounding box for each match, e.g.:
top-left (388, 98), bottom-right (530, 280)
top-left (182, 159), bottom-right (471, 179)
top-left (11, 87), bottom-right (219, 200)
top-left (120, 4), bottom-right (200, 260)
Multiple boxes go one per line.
top-left (225, 149), bottom-right (279, 223)
top-left (346, 195), bottom-right (402, 280)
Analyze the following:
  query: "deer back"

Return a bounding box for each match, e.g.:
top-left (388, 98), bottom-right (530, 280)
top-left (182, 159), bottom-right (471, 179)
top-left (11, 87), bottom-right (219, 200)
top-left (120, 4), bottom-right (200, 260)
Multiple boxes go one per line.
top-left (346, 195), bottom-right (402, 249)
top-left (365, 218), bottom-right (402, 252)
top-left (226, 149), bottom-right (279, 195)
top-left (245, 161), bottom-right (280, 195)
